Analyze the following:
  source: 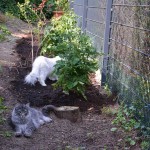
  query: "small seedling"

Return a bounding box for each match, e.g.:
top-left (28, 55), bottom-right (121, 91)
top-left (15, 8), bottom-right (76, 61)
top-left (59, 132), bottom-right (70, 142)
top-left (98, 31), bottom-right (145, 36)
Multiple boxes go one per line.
top-left (0, 131), bottom-right (12, 137)
top-left (0, 96), bottom-right (7, 123)
top-left (111, 127), bottom-right (117, 132)
top-left (101, 106), bottom-right (118, 116)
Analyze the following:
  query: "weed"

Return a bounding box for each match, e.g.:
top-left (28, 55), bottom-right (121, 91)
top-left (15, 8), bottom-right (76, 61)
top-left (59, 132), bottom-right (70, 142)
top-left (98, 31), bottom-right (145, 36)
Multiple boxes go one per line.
top-left (0, 97), bottom-right (11, 137)
top-left (111, 104), bottom-right (140, 148)
top-left (0, 96), bottom-right (7, 124)
top-left (101, 106), bottom-right (118, 117)
top-left (0, 13), bottom-right (6, 23)
top-left (104, 84), bottom-right (112, 97)
top-left (0, 65), bottom-right (2, 72)
top-left (0, 23), bottom-right (11, 42)
top-left (140, 140), bottom-right (150, 150)
top-left (0, 131), bottom-right (12, 137)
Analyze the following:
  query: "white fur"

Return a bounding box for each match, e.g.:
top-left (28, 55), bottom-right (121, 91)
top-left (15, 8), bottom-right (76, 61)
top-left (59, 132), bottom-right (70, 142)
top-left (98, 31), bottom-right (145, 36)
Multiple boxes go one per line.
top-left (25, 56), bottom-right (61, 86)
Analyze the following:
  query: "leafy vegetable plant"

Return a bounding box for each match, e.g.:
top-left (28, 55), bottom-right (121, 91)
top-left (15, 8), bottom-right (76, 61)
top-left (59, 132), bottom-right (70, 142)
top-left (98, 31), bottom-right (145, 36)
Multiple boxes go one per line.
top-left (41, 11), bottom-right (100, 98)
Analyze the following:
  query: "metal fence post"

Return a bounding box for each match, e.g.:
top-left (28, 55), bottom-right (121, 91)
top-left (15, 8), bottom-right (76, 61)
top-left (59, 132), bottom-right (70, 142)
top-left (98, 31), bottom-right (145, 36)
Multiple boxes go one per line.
top-left (69, 0), bottom-right (74, 9)
top-left (82, 0), bottom-right (88, 33)
top-left (101, 0), bottom-right (113, 86)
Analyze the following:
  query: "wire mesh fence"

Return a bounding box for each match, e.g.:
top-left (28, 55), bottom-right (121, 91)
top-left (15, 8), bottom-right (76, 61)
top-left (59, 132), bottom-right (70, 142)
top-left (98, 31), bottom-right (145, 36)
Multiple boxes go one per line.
top-left (108, 0), bottom-right (150, 130)
top-left (73, 0), bottom-right (150, 133)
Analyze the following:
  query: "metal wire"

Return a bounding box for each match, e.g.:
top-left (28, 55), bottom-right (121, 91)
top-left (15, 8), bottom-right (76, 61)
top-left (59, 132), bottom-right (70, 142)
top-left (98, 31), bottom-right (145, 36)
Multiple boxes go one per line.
top-left (110, 38), bottom-right (150, 57)
top-left (113, 4), bottom-right (150, 7)
top-left (111, 21), bottom-right (150, 32)
top-left (86, 30), bottom-right (104, 40)
top-left (86, 18), bottom-right (105, 25)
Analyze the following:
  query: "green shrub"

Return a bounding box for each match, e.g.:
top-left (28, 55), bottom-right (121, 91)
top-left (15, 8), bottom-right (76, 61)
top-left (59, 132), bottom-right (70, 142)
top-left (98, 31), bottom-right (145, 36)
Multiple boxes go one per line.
top-left (55, 0), bottom-right (70, 11)
top-left (41, 11), bottom-right (100, 98)
top-left (29, 0), bottom-right (56, 19)
top-left (0, 0), bottom-right (20, 17)
top-left (0, 0), bottom-right (56, 20)
top-left (17, 1), bottom-right (39, 23)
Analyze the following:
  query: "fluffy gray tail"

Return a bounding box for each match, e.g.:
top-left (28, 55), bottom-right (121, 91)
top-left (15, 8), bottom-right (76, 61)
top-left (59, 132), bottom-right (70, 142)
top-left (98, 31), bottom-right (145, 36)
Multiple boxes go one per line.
top-left (42, 105), bottom-right (56, 116)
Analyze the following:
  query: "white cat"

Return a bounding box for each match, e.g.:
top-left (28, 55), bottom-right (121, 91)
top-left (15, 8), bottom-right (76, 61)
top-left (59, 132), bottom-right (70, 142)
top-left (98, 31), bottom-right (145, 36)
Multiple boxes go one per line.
top-left (25, 56), bottom-right (61, 86)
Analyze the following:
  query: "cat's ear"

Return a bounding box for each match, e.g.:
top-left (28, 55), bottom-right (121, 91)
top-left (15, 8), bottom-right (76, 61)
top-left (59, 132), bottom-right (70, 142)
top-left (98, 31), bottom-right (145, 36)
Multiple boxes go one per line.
top-left (26, 103), bottom-right (30, 107)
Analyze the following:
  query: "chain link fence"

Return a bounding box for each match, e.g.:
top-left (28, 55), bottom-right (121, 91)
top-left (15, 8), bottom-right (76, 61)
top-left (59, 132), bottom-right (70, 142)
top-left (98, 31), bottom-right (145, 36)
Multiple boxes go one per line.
top-left (73, 0), bottom-right (150, 132)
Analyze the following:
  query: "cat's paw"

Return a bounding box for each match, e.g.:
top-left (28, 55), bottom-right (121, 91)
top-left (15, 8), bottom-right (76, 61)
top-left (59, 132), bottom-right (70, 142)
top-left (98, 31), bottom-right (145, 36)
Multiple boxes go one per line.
top-left (43, 116), bottom-right (52, 123)
top-left (49, 77), bottom-right (57, 81)
top-left (41, 83), bottom-right (47, 86)
top-left (15, 132), bottom-right (22, 137)
top-left (39, 119), bottom-right (45, 125)
top-left (24, 132), bottom-right (32, 138)
top-left (38, 79), bottom-right (47, 86)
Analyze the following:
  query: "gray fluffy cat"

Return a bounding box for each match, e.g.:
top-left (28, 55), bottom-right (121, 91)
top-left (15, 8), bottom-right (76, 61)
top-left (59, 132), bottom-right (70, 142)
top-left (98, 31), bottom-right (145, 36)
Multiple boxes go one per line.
top-left (11, 103), bottom-right (52, 137)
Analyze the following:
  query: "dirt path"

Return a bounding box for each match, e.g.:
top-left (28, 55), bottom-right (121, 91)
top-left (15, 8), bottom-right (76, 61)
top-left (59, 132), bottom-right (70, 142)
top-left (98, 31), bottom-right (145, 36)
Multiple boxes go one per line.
top-left (0, 17), bottom-right (140, 150)
top-left (0, 17), bottom-right (30, 66)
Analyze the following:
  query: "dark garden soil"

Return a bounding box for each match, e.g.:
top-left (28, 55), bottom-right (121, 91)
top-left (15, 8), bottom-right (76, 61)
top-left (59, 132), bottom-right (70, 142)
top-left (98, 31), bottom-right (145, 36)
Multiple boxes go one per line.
top-left (0, 17), bottom-right (140, 150)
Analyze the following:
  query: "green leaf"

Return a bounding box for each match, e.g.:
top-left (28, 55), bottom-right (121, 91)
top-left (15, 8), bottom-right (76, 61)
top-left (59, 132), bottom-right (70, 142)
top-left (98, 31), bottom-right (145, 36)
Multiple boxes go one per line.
top-left (78, 81), bottom-right (84, 85)
top-left (130, 140), bottom-right (136, 146)
top-left (111, 127), bottom-right (117, 132)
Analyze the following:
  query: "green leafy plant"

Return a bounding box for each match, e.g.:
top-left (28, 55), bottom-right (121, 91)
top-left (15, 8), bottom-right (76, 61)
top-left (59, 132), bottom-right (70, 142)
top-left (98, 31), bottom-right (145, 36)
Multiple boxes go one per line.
top-left (0, 33), bottom-right (6, 41)
top-left (0, 96), bottom-right (7, 123)
top-left (112, 105), bottom-right (140, 132)
top-left (111, 104), bottom-right (140, 148)
top-left (0, 24), bottom-right (11, 34)
top-left (0, 24), bottom-right (11, 42)
top-left (55, 0), bottom-right (69, 11)
top-left (17, 1), bottom-right (39, 24)
top-left (0, 97), bottom-right (11, 138)
top-left (140, 140), bottom-right (150, 150)
top-left (0, 0), bottom-right (20, 17)
top-left (101, 106), bottom-right (118, 117)
top-left (29, 0), bottom-right (56, 19)
top-left (104, 84), bottom-right (112, 97)
top-left (41, 11), bottom-right (100, 98)
top-left (0, 131), bottom-right (12, 137)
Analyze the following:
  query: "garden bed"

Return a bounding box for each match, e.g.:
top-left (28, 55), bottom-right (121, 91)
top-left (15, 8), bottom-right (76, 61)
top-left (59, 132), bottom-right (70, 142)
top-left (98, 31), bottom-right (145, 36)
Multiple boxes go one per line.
top-left (0, 17), bottom-right (140, 150)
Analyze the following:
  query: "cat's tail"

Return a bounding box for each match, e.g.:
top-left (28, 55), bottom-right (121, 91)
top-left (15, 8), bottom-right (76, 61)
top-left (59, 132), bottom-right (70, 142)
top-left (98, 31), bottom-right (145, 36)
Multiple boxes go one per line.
top-left (42, 105), bottom-right (57, 116)
top-left (24, 72), bottom-right (37, 85)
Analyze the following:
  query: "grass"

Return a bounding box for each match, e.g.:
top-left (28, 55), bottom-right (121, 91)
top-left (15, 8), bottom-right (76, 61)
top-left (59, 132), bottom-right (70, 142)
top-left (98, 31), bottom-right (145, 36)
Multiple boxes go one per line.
top-left (0, 96), bottom-right (12, 137)
top-left (0, 96), bottom-right (7, 123)
top-left (0, 22), bottom-right (11, 42)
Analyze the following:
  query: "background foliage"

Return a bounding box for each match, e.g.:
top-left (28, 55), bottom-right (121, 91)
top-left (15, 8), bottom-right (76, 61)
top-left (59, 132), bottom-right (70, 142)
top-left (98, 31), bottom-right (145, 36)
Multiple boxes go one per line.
top-left (0, 0), bottom-right (56, 19)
